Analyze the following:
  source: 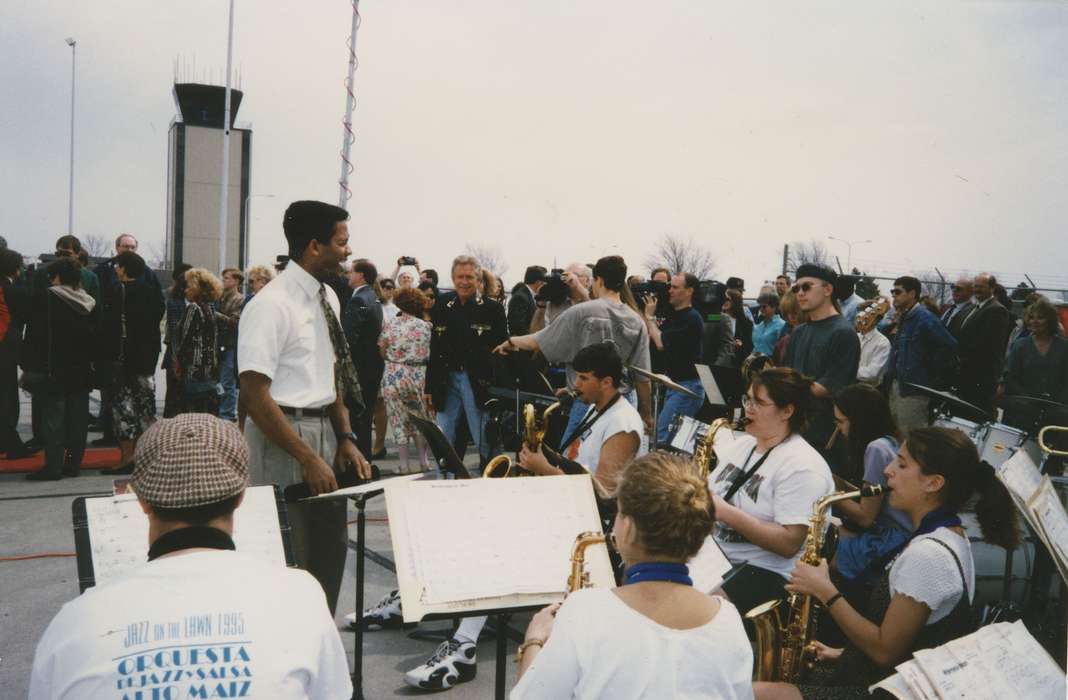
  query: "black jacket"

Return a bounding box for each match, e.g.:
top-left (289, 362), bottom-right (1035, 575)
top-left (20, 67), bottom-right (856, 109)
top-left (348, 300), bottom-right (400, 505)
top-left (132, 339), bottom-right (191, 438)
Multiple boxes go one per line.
top-left (957, 299), bottom-right (1011, 388)
top-left (98, 281), bottom-right (165, 378)
top-left (342, 284), bottom-right (385, 386)
top-left (507, 284), bottom-right (536, 336)
top-left (942, 300), bottom-right (975, 341)
top-left (427, 293), bottom-right (507, 409)
top-left (20, 286), bottom-right (97, 391)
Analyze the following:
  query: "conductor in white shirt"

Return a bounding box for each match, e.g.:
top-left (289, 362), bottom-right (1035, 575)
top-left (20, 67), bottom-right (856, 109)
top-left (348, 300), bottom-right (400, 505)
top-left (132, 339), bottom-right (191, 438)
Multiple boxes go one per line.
top-left (239, 200), bottom-right (371, 614)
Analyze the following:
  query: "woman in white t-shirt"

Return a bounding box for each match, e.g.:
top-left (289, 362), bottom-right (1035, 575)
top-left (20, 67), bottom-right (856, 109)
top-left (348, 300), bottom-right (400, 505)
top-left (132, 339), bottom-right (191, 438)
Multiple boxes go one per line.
top-left (708, 367), bottom-right (835, 614)
top-left (755, 427), bottom-right (1020, 700)
top-left (512, 453), bottom-right (754, 700)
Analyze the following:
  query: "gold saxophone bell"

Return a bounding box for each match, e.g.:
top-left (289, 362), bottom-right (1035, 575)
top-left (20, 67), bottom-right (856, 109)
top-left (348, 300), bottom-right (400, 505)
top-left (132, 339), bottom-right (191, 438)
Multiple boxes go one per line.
top-left (482, 454), bottom-right (515, 478)
top-left (484, 400), bottom-right (564, 478)
top-left (747, 483), bottom-right (884, 683)
top-left (1038, 426), bottom-right (1068, 457)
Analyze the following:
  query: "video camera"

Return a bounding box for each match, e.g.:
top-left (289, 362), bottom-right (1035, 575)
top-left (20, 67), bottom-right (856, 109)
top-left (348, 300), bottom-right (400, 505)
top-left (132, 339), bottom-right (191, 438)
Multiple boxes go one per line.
top-left (535, 268), bottom-right (570, 306)
top-left (693, 280), bottom-right (726, 321)
top-left (630, 279), bottom-right (670, 318)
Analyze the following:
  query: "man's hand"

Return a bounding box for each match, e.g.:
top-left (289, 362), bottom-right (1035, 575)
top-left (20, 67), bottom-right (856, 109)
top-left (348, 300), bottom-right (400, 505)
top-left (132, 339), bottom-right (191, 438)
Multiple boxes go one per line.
top-left (518, 445), bottom-right (555, 475)
top-left (493, 339), bottom-right (516, 356)
top-left (336, 438), bottom-right (372, 480)
top-left (302, 456), bottom-right (338, 496)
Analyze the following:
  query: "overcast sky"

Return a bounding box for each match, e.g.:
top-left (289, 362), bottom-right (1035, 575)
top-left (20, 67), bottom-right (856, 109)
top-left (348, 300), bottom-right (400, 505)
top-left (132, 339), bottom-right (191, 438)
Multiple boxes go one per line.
top-left (3, 1), bottom-right (1067, 293)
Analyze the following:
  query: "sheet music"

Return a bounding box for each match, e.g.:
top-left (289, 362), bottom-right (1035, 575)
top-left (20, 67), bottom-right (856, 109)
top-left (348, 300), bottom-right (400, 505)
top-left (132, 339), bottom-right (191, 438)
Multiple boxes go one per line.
top-left (385, 474), bottom-right (613, 621)
top-left (1028, 477), bottom-right (1068, 586)
top-left (688, 536), bottom-right (733, 594)
top-left (895, 660), bottom-right (939, 700)
top-left (84, 485), bottom-right (287, 587)
top-left (869, 667), bottom-right (922, 700)
top-left (303, 472), bottom-right (426, 500)
top-left (995, 450), bottom-right (1043, 504)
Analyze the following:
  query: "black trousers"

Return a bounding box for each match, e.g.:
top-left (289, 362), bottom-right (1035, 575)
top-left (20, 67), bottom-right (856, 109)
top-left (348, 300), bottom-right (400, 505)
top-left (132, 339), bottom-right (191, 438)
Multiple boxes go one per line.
top-left (0, 360), bottom-right (22, 452)
top-left (350, 367), bottom-right (382, 459)
top-left (38, 385), bottom-right (89, 476)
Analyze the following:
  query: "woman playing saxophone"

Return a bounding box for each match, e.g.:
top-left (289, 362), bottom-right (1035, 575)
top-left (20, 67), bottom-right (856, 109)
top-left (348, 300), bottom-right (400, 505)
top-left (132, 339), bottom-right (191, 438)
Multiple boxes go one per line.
top-left (754, 427), bottom-right (1019, 700)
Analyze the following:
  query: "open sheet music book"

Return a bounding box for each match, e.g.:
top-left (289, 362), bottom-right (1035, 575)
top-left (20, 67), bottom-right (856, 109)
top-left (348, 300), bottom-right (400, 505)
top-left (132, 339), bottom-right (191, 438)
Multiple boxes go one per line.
top-left (869, 620), bottom-right (1064, 700)
top-left (76, 485), bottom-right (289, 590)
top-left (994, 450), bottom-right (1068, 586)
top-left (385, 474), bottom-right (615, 622)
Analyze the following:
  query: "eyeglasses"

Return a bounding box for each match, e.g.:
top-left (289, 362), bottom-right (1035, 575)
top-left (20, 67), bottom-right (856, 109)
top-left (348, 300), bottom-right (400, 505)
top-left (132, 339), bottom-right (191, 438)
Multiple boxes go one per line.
top-left (790, 282), bottom-right (816, 294)
top-left (741, 393), bottom-right (773, 409)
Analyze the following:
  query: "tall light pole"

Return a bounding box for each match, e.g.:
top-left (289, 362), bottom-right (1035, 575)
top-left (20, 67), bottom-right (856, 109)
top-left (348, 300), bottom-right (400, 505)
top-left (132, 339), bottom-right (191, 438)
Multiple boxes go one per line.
top-left (218, 0), bottom-right (236, 272)
top-left (65, 37), bottom-right (76, 236)
top-left (243, 193), bottom-right (274, 271)
top-left (827, 235), bottom-right (871, 273)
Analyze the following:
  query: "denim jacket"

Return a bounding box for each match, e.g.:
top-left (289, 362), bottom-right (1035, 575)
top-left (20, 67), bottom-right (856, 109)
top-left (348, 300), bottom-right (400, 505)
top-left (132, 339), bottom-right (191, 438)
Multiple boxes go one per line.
top-left (887, 304), bottom-right (958, 396)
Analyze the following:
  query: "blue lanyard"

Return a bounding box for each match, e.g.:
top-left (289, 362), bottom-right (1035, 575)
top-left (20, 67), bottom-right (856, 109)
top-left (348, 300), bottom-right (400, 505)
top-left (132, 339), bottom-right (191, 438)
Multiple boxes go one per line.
top-left (623, 562), bottom-right (693, 586)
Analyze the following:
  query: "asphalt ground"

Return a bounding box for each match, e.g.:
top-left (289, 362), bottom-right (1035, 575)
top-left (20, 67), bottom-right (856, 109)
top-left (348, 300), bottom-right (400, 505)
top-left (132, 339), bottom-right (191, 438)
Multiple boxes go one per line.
top-left (1, 386), bottom-right (530, 699)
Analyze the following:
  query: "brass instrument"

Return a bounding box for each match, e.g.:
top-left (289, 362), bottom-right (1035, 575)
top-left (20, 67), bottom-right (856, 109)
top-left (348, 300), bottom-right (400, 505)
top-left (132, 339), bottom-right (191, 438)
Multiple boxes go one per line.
top-left (483, 400), bottom-right (563, 478)
top-left (855, 297), bottom-right (890, 335)
top-left (567, 531), bottom-right (608, 592)
top-left (746, 483), bottom-right (885, 682)
top-left (693, 418), bottom-right (732, 480)
top-left (1038, 426), bottom-right (1068, 457)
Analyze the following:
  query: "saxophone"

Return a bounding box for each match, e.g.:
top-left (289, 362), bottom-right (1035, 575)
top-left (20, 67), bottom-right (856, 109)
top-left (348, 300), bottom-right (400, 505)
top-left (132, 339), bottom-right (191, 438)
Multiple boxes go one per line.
top-left (483, 400), bottom-right (563, 478)
top-left (693, 418), bottom-right (732, 480)
top-left (746, 483), bottom-right (884, 682)
top-left (567, 531), bottom-right (608, 592)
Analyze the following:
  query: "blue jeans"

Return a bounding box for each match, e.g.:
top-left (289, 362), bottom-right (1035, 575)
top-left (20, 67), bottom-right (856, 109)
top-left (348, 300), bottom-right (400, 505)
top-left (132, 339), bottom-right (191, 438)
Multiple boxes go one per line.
top-left (435, 371), bottom-right (491, 467)
top-left (656, 378), bottom-right (705, 445)
top-left (219, 348), bottom-right (238, 421)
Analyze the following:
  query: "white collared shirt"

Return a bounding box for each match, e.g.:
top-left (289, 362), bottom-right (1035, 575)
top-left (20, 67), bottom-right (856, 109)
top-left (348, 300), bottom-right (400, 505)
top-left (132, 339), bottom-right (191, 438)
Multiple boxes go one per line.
top-left (238, 263), bottom-right (340, 409)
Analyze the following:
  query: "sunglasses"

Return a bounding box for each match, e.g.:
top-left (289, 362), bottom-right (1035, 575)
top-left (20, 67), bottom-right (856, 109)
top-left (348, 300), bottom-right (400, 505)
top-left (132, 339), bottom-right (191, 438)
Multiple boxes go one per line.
top-left (790, 282), bottom-right (817, 294)
top-left (890, 288), bottom-right (906, 296)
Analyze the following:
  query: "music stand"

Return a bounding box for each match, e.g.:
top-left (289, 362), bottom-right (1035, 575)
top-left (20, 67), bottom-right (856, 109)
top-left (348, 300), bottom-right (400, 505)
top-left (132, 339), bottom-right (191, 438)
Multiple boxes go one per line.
top-left (630, 365), bottom-right (699, 450)
top-left (408, 411), bottom-right (474, 479)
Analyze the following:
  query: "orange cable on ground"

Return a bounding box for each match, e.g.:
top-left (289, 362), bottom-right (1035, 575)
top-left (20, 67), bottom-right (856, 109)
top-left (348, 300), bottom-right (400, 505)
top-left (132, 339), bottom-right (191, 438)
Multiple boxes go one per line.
top-left (0, 552), bottom-right (76, 561)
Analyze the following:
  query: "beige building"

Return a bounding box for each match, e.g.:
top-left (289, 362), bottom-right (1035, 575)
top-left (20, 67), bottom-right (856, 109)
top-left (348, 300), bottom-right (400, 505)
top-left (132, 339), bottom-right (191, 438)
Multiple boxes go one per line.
top-left (165, 83), bottom-right (252, 272)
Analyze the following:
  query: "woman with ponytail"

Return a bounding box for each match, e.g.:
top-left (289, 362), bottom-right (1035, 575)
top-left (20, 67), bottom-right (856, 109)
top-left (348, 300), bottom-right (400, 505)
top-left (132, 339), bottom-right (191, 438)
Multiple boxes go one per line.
top-left (755, 427), bottom-right (1019, 700)
top-left (513, 453), bottom-right (754, 700)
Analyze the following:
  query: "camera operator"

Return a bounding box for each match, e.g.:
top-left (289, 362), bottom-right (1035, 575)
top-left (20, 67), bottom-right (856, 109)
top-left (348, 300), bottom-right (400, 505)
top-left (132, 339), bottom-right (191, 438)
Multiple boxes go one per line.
top-left (529, 262), bottom-right (592, 333)
top-left (643, 273), bottom-right (705, 444)
top-left (495, 255), bottom-right (653, 439)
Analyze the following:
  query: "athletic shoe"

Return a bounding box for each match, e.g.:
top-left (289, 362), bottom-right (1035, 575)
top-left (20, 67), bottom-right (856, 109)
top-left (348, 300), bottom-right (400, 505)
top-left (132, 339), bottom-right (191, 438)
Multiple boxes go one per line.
top-left (346, 589), bottom-right (403, 631)
top-left (403, 639), bottom-right (477, 691)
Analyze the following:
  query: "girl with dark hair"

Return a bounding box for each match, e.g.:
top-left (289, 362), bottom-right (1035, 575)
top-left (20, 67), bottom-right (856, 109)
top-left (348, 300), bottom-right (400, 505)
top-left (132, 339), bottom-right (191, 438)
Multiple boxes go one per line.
top-left (830, 384), bottom-right (909, 583)
top-left (707, 367), bottom-right (835, 614)
top-left (755, 427), bottom-right (1019, 700)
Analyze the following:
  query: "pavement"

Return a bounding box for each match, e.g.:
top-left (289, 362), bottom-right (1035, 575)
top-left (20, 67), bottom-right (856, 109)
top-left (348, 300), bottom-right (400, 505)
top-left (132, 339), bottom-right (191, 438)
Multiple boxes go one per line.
top-left (0, 385), bottom-right (530, 699)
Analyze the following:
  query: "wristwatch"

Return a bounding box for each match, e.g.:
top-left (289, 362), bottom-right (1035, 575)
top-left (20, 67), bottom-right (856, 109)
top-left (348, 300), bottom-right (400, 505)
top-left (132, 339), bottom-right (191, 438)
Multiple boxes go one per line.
top-left (338, 431), bottom-right (359, 446)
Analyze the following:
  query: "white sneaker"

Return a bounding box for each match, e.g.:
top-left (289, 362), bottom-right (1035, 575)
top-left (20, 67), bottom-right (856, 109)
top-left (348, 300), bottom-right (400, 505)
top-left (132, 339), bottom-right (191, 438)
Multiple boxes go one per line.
top-left (403, 639), bottom-right (477, 691)
top-left (344, 589), bottom-right (403, 631)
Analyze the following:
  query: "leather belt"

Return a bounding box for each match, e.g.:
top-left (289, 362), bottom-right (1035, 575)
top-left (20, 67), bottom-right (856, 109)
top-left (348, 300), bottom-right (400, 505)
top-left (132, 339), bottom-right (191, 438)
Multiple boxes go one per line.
top-left (279, 405), bottom-right (329, 419)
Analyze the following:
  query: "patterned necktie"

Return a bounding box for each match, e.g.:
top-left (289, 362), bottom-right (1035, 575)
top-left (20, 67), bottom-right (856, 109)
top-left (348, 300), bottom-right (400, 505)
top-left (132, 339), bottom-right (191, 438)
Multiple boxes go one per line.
top-left (319, 285), bottom-right (364, 415)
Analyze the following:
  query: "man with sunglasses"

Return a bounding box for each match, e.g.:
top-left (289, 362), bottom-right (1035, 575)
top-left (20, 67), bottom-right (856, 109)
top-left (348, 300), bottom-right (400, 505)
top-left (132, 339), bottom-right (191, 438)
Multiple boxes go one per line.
top-left (783, 264), bottom-right (860, 455)
top-left (940, 277), bottom-right (975, 341)
top-left (885, 276), bottom-right (958, 433)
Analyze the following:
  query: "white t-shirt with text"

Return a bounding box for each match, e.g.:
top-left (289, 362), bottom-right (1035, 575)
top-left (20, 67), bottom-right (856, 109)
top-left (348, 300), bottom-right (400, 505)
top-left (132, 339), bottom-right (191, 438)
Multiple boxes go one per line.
top-left (30, 550), bottom-right (352, 700)
top-left (707, 432), bottom-right (834, 578)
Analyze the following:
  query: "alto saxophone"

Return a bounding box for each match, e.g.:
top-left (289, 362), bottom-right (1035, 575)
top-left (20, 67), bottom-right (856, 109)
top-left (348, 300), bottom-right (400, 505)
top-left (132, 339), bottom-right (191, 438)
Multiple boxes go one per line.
top-left (567, 531), bottom-right (608, 592)
top-left (483, 400), bottom-right (563, 478)
top-left (746, 483), bottom-right (884, 682)
top-left (693, 418), bottom-right (732, 480)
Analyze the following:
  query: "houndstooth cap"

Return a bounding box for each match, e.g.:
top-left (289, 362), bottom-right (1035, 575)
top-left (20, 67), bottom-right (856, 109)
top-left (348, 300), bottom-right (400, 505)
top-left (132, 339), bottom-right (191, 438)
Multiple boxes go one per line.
top-left (132, 414), bottom-right (249, 508)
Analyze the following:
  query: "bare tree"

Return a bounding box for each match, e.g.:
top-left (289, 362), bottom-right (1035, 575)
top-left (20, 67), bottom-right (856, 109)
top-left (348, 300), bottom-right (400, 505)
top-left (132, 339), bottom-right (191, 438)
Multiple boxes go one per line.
top-left (643, 234), bottom-right (716, 279)
top-left (785, 238), bottom-right (832, 274)
top-left (143, 242), bottom-right (168, 271)
top-left (463, 242), bottom-right (509, 280)
top-left (81, 234), bottom-right (112, 258)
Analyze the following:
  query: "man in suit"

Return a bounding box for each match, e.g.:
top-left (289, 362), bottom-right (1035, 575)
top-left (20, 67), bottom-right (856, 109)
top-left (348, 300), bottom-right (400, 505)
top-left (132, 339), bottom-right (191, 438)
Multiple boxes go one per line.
top-left (957, 272), bottom-right (1011, 414)
top-left (506, 265), bottom-right (546, 336)
top-left (941, 277), bottom-right (975, 340)
top-left (342, 258), bottom-right (385, 460)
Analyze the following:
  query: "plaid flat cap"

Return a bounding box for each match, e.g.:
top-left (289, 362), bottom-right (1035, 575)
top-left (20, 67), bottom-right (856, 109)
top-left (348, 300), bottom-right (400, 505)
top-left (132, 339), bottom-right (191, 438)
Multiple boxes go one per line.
top-left (132, 414), bottom-right (249, 508)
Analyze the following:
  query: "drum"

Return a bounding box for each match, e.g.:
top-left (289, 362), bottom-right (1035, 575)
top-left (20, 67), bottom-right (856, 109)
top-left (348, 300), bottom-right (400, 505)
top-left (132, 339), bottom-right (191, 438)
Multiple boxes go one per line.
top-left (978, 423), bottom-right (1030, 470)
top-left (933, 416), bottom-right (984, 448)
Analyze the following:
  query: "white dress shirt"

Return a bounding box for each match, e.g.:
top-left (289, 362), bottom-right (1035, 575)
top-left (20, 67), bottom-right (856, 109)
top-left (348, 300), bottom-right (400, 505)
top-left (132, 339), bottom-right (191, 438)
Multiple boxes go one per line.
top-left (238, 263), bottom-right (340, 409)
top-left (857, 329), bottom-right (891, 384)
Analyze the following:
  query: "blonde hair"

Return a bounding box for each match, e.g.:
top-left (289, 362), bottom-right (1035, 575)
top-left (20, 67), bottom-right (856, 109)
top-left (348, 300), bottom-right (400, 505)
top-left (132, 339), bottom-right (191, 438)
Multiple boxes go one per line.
top-left (616, 453), bottom-right (713, 560)
top-left (246, 265), bottom-right (274, 284)
top-left (221, 267), bottom-right (245, 283)
top-left (184, 268), bottom-right (223, 302)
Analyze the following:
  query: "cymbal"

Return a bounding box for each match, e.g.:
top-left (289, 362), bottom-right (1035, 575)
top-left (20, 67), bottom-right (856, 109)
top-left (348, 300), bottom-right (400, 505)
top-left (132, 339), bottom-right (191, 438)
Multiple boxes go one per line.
top-left (629, 365), bottom-right (700, 398)
top-left (1002, 394), bottom-right (1068, 411)
top-left (904, 383), bottom-right (992, 422)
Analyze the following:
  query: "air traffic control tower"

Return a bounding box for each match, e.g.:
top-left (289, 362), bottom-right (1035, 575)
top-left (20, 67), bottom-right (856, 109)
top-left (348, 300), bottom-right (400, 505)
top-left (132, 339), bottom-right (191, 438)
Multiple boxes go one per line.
top-left (164, 83), bottom-right (252, 271)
